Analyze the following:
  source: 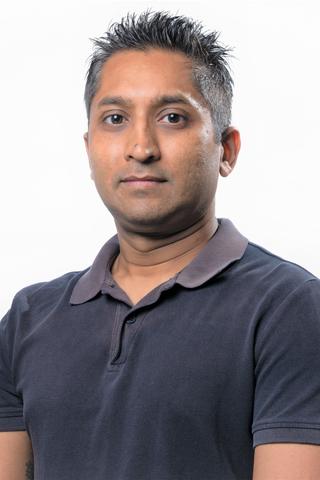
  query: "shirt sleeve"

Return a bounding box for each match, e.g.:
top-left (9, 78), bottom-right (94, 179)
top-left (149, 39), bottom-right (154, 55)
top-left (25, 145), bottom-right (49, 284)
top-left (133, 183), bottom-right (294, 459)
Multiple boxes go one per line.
top-left (252, 278), bottom-right (320, 447)
top-left (0, 300), bottom-right (25, 431)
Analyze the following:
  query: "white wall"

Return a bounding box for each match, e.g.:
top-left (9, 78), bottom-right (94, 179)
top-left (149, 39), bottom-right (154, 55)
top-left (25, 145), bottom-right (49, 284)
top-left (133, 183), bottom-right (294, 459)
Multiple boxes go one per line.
top-left (1, 0), bottom-right (319, 317)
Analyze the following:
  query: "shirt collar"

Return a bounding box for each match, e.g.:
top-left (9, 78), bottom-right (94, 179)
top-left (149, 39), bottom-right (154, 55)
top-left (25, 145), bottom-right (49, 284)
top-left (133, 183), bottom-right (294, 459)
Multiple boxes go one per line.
top-left (69, 218), bottom-right (248, 305)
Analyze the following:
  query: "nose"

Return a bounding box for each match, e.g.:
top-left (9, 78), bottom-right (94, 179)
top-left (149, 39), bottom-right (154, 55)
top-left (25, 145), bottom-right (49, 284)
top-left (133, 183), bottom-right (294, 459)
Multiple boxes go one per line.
top-left (124, 123), bottom-right (161, 163)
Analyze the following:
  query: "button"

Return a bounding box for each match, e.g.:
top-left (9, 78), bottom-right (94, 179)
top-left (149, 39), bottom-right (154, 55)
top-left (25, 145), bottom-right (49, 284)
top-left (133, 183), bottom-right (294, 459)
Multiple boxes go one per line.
top-left (126, 316), bottom-right (136, 324)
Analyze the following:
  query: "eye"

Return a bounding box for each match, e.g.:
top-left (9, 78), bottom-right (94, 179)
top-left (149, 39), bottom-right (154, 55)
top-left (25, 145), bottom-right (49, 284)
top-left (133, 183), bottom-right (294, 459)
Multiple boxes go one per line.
top-left (161, 113), bottom-right (187, 125)
top-left (103, 113), bottom-right (126, 125)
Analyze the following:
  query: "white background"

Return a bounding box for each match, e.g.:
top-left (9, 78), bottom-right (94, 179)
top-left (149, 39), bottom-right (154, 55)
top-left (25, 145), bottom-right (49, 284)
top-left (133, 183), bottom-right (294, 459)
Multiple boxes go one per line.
top-left (1, 0), bottom-right (319, 317)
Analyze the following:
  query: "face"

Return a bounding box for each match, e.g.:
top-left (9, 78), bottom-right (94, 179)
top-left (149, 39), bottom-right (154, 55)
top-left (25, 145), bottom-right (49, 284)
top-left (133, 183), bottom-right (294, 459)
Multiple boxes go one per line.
top-left (84, 48), bottom-right (239, 235)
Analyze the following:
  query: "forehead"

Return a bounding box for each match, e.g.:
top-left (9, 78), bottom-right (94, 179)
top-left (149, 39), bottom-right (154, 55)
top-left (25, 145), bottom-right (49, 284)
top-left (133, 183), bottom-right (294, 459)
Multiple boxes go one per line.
top-left (92, 48), bottom-right (207, 109)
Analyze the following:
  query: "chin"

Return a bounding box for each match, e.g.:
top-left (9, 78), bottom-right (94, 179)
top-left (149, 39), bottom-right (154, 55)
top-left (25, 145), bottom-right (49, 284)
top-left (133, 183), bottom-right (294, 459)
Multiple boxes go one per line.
top-left (123, 213), bottom-right (170, 230)
top-left (107, 203), bottom-right (168, 224)
top-left (107, 200), bottom-right (208, 235)
top-left (112, 210), bottom-right (177, 234)
top-left (116, 213), bottom-right (204, 239)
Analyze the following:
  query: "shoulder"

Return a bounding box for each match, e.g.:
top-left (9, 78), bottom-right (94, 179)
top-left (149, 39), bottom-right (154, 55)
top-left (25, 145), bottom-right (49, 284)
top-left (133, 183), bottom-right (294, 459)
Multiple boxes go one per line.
top-left (245, 241), bottom-right (317, 280)
top-left (223, 241), bottom-right (320, 324)
top-left (239, 241), bottom-right (318, 292)
top-left (1, 268), bottom-right (89, 330)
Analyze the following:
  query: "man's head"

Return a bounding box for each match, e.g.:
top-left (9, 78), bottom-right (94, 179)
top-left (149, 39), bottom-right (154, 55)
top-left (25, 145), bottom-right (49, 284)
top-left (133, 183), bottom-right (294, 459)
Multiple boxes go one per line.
top-left (83, 11), bottom-right (240, 236)
top-left (84, 10), bottom-right (233, 143)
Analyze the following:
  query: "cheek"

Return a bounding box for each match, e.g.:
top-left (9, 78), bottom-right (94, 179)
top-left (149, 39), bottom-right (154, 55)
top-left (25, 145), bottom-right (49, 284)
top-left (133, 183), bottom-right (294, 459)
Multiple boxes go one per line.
top-left (89, 129), bottom-right (124, 159)
top-left (180, 138), bottom-right (220, 184)
top-left (88, 136), bottom-right (123, 178)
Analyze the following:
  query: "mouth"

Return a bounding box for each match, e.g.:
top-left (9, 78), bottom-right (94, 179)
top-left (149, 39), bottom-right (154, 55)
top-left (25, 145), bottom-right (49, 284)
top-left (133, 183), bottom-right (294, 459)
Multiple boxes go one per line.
top-left (120, 175), bottom-right (168, 190)
top-left (121, 175), bottom-right (167, 183)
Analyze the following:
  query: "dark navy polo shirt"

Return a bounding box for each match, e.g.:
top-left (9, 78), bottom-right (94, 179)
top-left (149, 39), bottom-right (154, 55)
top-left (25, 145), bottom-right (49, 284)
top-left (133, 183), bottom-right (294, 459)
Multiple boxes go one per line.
top-left (1, 218), bottom-right (320, 480)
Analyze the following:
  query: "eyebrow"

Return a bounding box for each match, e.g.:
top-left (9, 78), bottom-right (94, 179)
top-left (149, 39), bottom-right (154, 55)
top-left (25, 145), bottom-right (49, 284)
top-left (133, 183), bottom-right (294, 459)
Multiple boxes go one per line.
top-left (96, 94), bottom-right (195, 109)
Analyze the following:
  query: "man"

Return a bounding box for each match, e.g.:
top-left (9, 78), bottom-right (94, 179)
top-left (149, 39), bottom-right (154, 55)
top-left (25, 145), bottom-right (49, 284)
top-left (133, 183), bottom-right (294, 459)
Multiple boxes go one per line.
top-left (0, 10), bottom-right (320, 480)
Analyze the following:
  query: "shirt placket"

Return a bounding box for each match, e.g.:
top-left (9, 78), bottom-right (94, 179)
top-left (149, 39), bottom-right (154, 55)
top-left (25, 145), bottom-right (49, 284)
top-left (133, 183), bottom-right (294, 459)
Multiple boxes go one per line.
top-left (102, 277), bottom-right (177, 372)
top-left (107, 303), bottom-right (144, 371)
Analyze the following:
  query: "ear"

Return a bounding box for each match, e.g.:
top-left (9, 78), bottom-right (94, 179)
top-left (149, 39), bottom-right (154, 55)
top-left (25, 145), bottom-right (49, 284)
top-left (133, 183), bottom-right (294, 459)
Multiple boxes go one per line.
top-left (83, 131), bottom-right (89, 155)
top-left (83, 132), bottom-right (94, 180)
top-left (219, 127), bottom-right (241, 178)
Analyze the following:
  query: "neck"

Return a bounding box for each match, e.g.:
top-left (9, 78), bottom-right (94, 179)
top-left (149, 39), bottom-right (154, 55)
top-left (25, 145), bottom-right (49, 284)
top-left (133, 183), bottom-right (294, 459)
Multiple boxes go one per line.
top-left (112, 211), bottom-right (218, 281)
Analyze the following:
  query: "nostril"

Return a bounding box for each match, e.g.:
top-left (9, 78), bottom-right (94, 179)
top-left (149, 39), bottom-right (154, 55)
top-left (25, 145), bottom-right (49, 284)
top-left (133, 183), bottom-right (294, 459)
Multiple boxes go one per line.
top-left (126, 146), bottom-right (161, 163)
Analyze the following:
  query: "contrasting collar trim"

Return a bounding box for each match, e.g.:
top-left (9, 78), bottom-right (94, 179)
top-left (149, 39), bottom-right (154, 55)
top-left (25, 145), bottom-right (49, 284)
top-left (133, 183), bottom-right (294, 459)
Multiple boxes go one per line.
top-left (69, 218), bottom-right (248, 305)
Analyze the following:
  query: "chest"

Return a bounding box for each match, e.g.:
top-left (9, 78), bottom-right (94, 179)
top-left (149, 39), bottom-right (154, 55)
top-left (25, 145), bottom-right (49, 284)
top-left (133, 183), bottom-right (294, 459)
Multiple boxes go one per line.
top-left (15, 292), bottom-right (255, 436)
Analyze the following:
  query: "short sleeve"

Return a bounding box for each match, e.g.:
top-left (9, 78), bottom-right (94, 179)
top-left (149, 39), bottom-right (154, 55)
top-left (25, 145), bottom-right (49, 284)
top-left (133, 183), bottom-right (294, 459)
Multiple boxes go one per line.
top-left (0, 305), bottom-right (25, 431)
top-left (252, 278), bottom-right (320, 447)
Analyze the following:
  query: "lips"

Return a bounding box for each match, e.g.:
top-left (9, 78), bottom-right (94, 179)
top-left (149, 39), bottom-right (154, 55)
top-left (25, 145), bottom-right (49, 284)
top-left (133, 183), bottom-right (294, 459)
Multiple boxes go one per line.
top-left (121, 175), bottom-right (166, 182)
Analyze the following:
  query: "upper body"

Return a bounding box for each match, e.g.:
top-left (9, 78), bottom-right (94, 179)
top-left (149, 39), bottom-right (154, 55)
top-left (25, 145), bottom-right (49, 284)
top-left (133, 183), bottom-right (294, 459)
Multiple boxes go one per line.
top-left (1, 218), bottom-right (320, 480)
top-left (1, 10), bottom-right (320, 480)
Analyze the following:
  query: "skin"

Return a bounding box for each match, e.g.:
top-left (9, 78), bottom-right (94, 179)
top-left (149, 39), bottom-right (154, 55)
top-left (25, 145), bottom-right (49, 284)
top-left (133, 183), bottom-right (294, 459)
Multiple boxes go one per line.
top-left (84, 47), bottom-right (320, 478)
top-left (0, 431), bottom-right (33, 479)
top-left (253, 444), bottom-right (320, 480)
top-left (84, 48), bottom-right (239, 303)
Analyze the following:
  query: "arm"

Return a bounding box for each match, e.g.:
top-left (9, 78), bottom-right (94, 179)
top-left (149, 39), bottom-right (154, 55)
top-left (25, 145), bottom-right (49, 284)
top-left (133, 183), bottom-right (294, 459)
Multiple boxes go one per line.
top-left (0, 431), bottom-right (33, 480)
top-left (252, 280), bottom-right (320, 478)
top-left (253, 443), bottom-right (320, 480)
